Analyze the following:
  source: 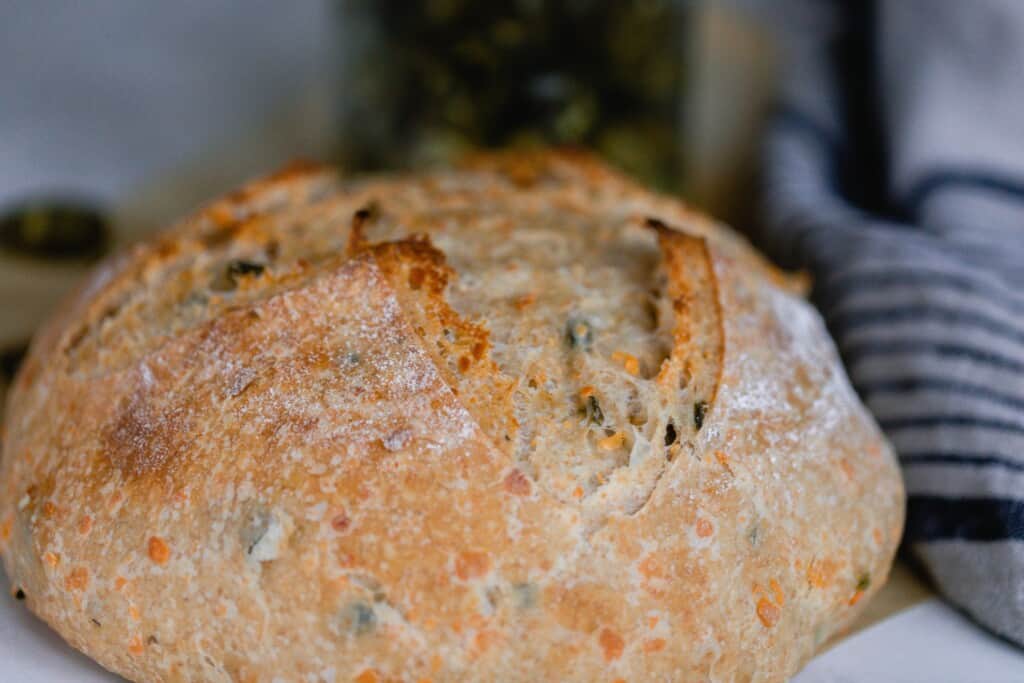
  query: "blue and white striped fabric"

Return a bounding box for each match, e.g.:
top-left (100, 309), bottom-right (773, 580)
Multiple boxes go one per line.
top-left (761, 0), bottom-right (1024, 645)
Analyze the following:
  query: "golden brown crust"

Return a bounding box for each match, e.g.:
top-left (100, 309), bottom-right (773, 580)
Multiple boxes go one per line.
top-left (646, 217), bottom-right (724, 412)
top-left (0, 151), bottom-right (903, 682)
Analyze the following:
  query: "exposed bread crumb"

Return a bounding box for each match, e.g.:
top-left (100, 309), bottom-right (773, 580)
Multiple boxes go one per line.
top-left (611, 351), bottom-right (640, 376)
top-left (598, 432), bottom-right (626, 451)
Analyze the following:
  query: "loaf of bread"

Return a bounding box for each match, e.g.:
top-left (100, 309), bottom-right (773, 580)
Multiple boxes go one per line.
top-left (0, 151), bottom-right (903, 682)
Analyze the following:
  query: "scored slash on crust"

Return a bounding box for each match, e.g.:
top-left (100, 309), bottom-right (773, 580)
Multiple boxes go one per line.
top-left (644, 216), bottom-right (724, 415)
top-left (339, 202), bottom-right (727, 523)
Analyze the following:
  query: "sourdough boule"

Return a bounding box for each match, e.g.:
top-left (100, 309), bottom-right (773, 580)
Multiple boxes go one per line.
top-left (0, 151), bottom-right (903, 682)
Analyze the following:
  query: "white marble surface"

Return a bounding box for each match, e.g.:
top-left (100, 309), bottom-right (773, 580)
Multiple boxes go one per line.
top-left (795, 599), bottom-right (1024, 683)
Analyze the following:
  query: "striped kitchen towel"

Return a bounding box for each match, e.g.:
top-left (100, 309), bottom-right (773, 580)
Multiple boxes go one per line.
top-left (761, 0), bottom-right (1024, 645)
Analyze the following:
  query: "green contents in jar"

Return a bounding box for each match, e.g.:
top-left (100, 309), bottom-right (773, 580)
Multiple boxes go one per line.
top-left (337, 0), bottom-right (687, 191)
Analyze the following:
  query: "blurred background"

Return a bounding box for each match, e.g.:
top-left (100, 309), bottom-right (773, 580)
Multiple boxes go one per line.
top-left (0, 0), bottom-right (774, 401)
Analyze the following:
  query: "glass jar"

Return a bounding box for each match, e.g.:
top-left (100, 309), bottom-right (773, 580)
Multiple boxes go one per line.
top-left (336, 0), bottom-right (689, 192)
